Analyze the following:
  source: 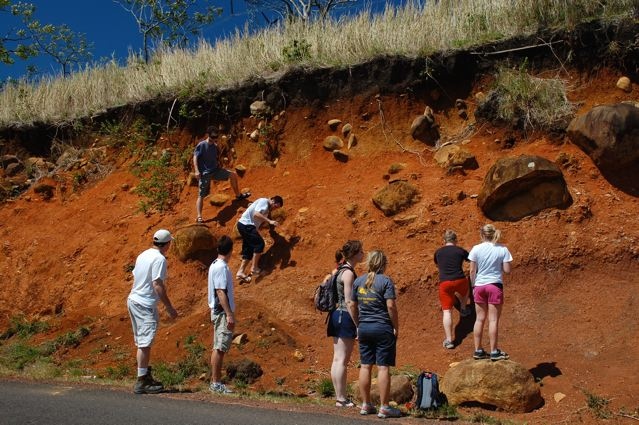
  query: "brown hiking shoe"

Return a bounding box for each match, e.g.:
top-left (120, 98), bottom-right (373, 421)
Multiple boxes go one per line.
top-left (134, 373), bottom-right (164, 394)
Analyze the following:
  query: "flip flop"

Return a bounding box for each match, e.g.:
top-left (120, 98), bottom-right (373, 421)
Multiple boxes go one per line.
top-left (236, 273), bottom-right (251, 283)
top-left (236, 192), bottom-right (251, 200)
top-left (196, 217), bottom-right (204, 223)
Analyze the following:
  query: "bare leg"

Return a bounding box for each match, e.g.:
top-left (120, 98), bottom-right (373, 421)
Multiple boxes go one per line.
top-left (442, 309), bottom-right (453, 343)
top-left (473, 303), bottom-right (488, 351)
top-left (251, 252), bottom-right (262, 272)
top-left (211, 349), bottom-right (225, 383)
top-left (237, 259), bottom-right (250, 277)
top-left (331, 336), bottom-right (355, 401)
top-left (137, 346), bottom-right (150, 375)
top-left (378, 366), bottom-right (391, 407)
top-left (228, 172), bottom-right (240, 196)
top-left (359, 364), bottom-right (373, 405)
top-left (456, 290), bottom-right (469, 312)
top-left (487, 303), bottom-right (502, 352)
top-left (196, 196), bottom-right (203, 220)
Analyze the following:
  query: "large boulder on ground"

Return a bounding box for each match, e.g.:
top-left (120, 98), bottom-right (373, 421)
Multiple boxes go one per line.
top-left (567, 103), bottom-right (639, 170)
top-left (172, 225), bottom-right (217, 263)
top-left (372, 180), bottom-right (420, 216)
top-left (434, 145), bottom-right (479, 170)
top-left (441, 359), bottom-right (542, 413)
top-left (478, 155), bottom-right (572, 221)
top-left (353, 374), bottom-right (413, 405)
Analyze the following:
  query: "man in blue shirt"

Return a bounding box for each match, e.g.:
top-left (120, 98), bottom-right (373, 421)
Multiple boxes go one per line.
top-left (193, 126), bottom-right (250, 223)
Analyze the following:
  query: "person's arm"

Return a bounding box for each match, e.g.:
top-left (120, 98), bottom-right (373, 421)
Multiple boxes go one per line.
top-left (153, 278), bottom-right (177, 319)
top-left (469, 261), bottom-right (477, 286)
top-left (386, 298), bottom-right (399, 339)
top-left (502, 261), bottom-right (511, 274)
top-left (215, 289), bottom-right (235, 329)
top-left (192, 153), bottom-right (200, 179)
top-left (342, 270), bottom-right (355, 307)
top-left (254, 211), bottom-right (278, 227)
top-left (347, 298), bottom-right (359, 327)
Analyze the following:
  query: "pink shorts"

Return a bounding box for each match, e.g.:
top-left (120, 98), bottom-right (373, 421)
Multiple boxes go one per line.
top-left (473, 284), bottom-right (504, 305)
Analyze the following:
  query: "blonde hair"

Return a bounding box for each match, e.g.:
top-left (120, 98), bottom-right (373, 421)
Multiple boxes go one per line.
top-left (364, 249), bottom-right (387, 289)
top-left (443, 229), bottom-right (457, 243)
top-left (480, 224), bottom-right (501, 243)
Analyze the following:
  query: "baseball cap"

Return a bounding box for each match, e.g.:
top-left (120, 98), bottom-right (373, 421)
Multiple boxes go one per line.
top-left (153, 229), bottom-right (173, 243)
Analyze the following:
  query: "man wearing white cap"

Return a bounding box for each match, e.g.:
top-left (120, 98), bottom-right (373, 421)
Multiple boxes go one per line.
top-left (127, 229), bottom-right (178, 394)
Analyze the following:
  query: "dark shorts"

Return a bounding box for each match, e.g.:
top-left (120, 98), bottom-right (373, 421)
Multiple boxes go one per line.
top-left (327, 309), bottom-right (357, 339)
top-left (199, 168), bottom-right (231, 197)
top-left (357, 322), bottom-right (396, 366)
top-left (473, 283), bottom-right (504, 305)
top-left (237, 222), bottom-right (265, 259)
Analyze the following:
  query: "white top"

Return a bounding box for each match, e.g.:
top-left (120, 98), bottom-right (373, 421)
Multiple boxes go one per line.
top-left (468, 241), bottom-right (513, 286)
top-left (208, 258), bottom-right (235, 313)
top-left (238, 197), bottom-right (269, 228)
top-left (128, 248), bottom-right (167, 308)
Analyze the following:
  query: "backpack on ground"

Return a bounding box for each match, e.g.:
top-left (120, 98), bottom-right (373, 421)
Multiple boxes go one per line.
top-left (416, 371), bottom-right (442, 410)
top-left (313, 263), bottom-right (353, 312)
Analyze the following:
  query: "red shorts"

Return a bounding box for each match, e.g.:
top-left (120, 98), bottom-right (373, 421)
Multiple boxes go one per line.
top-left (438, 277), bottom-right (469, 310)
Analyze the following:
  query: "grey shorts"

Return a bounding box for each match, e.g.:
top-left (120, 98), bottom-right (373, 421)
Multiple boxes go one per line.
top-left (127, 298), bottom-right (158, 348)
top-left (211, 311), bottom-right (233, 352)
top-left (199, 168), bottom-right (232, 197)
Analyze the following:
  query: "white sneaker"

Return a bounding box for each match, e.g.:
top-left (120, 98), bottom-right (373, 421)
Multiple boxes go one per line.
top-left (209, 382), bottom-right (233, 394)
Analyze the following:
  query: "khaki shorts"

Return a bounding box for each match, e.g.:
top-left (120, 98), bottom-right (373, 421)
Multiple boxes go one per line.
top-left (127, 298), bottom-right (158, 348)
top-left (212, 311), bottom-right (233, 352)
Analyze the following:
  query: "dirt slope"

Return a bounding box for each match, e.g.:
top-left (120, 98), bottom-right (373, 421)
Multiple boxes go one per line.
top-left (1, 66), bottom-right (638, 424)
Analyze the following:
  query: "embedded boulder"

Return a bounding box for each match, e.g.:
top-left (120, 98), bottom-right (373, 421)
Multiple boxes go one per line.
top-left (441, 359), bottom-right (542, 413)
top-left (172, 224), bottom-right (217, 263)
top-left (478, 155), bottom-right (572, 221)
top-left (567, 103), bottom-right (639, 170)
top-left (410, 114), bottom-right (439, 145)
top-left (372, 180), bottom-right (419, 216)
top-left (323, 136), bottom-right (344, 151)
top-left (434, 145), bottom-right (479, 170)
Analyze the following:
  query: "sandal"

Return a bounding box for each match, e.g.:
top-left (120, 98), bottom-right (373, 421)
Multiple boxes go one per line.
top-left (236, 273), bottom-right (251, 283)
top-left (336, 399), bottom-right (355, 407)
top-left (196, 217), bottom-right (204, 223)
top-left (236, 192), bottom-right (251, 200)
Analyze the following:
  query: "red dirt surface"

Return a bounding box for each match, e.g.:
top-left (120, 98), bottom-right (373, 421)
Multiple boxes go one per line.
top-left (1, 67), bottom-right (638, 424)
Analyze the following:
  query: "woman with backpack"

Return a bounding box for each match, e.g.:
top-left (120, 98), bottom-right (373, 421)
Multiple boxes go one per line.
top-left (469, 224), bottom-right (513, 361)
top-left (327, 240), bottom-right (364, 408)
top-left (348, 249), bottom-right (401, 419)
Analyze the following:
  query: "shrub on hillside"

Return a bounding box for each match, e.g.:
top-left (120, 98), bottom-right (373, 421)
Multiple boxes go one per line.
top-left (477, 62), bottom-right (575, 133)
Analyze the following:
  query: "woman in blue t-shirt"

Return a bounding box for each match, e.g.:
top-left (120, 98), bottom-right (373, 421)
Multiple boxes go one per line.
top-left (348, 250), bottom-right (401, 419)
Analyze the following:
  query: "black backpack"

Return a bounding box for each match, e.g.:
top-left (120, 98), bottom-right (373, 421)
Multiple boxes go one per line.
top-left (314, 263), bottom-right (353, 312)
top-left (416, 371), bottom-right (442, 410)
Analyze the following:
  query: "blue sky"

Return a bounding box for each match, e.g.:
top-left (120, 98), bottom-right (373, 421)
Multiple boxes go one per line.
top-left (0, 0), bottom-right (394, 82)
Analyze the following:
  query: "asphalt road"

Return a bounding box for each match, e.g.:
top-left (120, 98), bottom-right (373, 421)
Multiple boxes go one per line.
top-left (0, 380), bottom-right (374, 425)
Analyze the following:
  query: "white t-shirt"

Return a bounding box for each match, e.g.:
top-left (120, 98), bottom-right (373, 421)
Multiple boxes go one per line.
top-left (468, 241), bottom-right (513, 286)
top-left (238, 198), bottom-right (269, 228)
top-left (208, 258), bottom-right (235, 314)
top-left (128, 247), bottom-right (167, 308)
